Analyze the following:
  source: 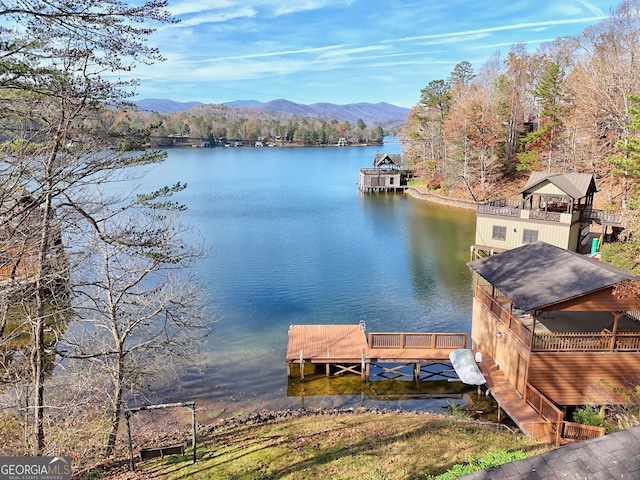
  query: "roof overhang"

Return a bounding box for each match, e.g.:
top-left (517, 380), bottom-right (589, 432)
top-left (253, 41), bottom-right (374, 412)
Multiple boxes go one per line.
top-left (467, 241), bottom-right (638, 312)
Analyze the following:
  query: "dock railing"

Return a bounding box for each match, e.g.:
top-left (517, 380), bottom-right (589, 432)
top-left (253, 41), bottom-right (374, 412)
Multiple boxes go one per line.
top-left (368, 332), bottom-right (467, 349)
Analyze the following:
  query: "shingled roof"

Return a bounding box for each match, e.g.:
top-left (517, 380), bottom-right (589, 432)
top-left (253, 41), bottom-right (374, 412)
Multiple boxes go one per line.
top-left (373, 153), bottom-right (402, 168)
top-left (467, 242), bottom-right (636, 311)
top-left (519, 172), bottom-right (597, 199)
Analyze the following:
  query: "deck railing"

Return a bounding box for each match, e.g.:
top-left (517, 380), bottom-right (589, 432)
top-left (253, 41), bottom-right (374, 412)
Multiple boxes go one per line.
top-left (525, 383), bottom-right (564, 446)
top-left (525, 383), bottom-right (606, 445)
top-left (475, 286), bottom-right (532, 346)
top-left (528, 210), bottom-right (561, 222)
top-left (477, 199), bottom-right (521, 217)
top-left (476, 286), bottom-right (640, 352)
top-left (562, 421), bottom-right (606, 442)
top-left (580, 207), bottom-right (624, 225)
top-left (368, 332), bottom-right (467, 349)
top-left (532, 331), bottom-right (640, 351)
top-left (478, 199), bottom-right (624, 226)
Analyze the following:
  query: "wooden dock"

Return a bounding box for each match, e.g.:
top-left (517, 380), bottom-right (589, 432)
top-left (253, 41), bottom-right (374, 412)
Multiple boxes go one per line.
top-left (285, 324), bottom-right (560, 441)
top-left (286, 323), bottom-right (467, 381)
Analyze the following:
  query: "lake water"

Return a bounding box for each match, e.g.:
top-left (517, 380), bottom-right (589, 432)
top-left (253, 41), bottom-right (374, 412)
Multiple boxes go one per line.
top-left (139, 138), bottom-right (478, 419)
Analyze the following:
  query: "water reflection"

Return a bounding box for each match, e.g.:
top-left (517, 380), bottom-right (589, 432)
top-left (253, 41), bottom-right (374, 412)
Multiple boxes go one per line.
top-left (135, 143), bottom-right (478, 418)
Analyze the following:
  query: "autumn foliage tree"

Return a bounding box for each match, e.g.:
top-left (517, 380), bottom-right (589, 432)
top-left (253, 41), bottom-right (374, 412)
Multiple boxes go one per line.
top-left (401, 1), bottom-right (640, 202)
top-left (517, 61), bottom-right (566, 172)
top-left (401, 0), bottom-right (640, 269)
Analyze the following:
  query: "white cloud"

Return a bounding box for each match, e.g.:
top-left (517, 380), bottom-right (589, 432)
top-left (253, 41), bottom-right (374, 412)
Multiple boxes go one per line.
top-left (577, 0), bottom-right (607, 17)
top-left (172, 8), bottom-right (257, 27)
top-left (385, 16), bottom-right (609, 44)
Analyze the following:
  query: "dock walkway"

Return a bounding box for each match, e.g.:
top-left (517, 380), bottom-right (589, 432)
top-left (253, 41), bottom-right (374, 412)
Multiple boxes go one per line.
top-left (476, 353), bottom-right (547, 439)
top-left (286, 323), bottom-right (467, 380)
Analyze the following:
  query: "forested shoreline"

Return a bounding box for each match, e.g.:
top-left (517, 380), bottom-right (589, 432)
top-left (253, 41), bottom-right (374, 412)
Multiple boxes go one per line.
top-left (399, 0), bottom-right (640, 220)
top-left (110, 103), bottom-right (390, 147)
top-left (398, 0), bottom-right (640, 274)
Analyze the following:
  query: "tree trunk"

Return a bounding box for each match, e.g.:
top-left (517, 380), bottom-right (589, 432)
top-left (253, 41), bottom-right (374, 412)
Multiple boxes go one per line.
top-left (105, 361), bottom-right (124, 458)
top-left (31, 125), bottom-right (60, 455)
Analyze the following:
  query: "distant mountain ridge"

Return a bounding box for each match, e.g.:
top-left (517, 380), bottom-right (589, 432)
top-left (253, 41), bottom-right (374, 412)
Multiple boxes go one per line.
top-left (133, 99), bottom-right (204, 113)
top-left (133, 98), bottom-right (409, 127)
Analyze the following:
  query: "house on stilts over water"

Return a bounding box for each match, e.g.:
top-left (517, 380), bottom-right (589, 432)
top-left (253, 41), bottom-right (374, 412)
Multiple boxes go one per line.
top-left (358, 153), bottom-right (412, 193)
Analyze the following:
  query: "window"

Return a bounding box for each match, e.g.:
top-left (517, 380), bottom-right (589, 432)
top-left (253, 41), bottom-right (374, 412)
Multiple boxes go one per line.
top-left (492, 225), bottom-right (506, 241)
top-left (523, 229), bottom-right (538, 244)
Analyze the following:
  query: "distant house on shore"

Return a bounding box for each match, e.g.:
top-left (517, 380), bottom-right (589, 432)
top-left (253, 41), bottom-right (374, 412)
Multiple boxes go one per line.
top-left (472, 172), bottom-right (624, 258)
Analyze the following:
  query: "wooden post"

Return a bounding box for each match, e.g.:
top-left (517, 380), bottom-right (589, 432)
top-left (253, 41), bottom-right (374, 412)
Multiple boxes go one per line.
top-left (610, 311), bottom-right (623, 350)
top-left (361, 348), bottom-right (366, 381)
top-left (299, 349), bottom-right (304, 381)
top-left (125, 411), bottom-right (135, 471)
top-left (190, 404), bottom-right (197, 464)
top-left (555, 419), bottom-right (563, 447)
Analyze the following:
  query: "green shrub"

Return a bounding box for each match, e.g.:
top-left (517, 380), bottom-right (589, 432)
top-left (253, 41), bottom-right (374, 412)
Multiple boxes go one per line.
top-left (431, 449), bottom-right (528, 479)
top-left (446, 401), bottom-right (472, 420)
top-left (572, 406), bottom-right (607, 429)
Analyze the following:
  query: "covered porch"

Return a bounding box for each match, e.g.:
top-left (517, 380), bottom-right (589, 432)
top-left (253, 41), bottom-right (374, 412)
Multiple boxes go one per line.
top-left (484, 289), bottom-right (640, 353)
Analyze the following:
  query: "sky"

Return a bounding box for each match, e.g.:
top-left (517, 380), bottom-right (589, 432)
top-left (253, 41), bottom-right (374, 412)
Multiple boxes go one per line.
top-left (130, 0), bottom-right (620, 108)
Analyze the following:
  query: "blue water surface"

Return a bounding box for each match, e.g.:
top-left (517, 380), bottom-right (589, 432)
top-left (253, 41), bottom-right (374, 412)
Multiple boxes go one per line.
top-left (137, 138), bottom-right (477, 417)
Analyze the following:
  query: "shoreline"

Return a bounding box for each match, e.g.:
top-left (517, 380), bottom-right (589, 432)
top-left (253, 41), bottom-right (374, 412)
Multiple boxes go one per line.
top-left (404, 186), bottom-right (479, 210)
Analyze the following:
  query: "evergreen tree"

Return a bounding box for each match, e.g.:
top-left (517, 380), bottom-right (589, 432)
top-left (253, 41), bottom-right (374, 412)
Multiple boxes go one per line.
top-left (517, 61), bottom-right (564, 172)
top-left (608, 93), bottom-right (640, 209)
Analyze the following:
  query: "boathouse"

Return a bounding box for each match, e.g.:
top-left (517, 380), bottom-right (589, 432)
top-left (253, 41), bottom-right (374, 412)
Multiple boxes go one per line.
top-left (468, 241), bottom-right (640, 443)
top-left (473, 172), bottom-right (624, 257)
top-left (358, 153), bottom-right (408, 193)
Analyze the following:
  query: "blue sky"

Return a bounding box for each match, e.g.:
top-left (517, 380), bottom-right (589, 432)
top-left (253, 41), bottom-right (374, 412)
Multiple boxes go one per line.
top-left (131, 0), bottom-right (618, 108)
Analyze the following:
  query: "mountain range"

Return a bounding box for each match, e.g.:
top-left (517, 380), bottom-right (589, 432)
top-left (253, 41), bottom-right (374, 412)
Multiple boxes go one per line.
top-left (133, 98), bottom-right (410, 127)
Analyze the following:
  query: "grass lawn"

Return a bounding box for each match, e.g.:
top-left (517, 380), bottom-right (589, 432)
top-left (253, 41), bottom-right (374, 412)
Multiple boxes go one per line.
top-left (108, 410), bottom-right (551, 480)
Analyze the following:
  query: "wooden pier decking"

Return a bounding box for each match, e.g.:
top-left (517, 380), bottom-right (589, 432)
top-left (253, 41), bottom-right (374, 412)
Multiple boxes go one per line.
top-left (476, 353), bottom-right (546, 439)
top-left (285, 324), bottom-right (467, 380)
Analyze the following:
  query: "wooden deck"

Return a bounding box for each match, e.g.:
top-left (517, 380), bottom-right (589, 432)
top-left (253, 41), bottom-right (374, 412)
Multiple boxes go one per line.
top-left (286, 324), bottom-right (467, 380)
top-left (286, 324), bottom-right (368, 363)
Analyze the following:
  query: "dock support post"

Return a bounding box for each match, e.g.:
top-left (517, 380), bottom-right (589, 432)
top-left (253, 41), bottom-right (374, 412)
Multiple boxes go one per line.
top-left (361, 349), bottom-right (366, 381)
top-left (414, 362), bottom-right (421, 381)
top-left (299, 349), bottom-right (304, 381)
